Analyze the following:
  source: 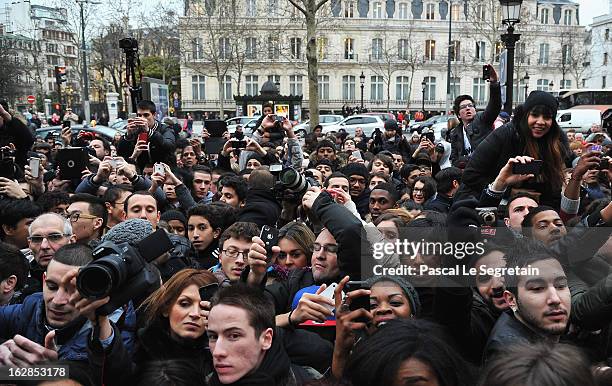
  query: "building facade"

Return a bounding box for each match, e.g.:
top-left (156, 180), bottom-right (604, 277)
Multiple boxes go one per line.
top-left (179, 0), bottom-right (585, 117)
top-left (0, 1), bottom-right (80, 103)
top-left (585, 1), bottom-right (612, 89)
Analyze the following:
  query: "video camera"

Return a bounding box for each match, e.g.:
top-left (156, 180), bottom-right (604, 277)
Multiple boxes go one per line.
top-left (76, 229), bottom-right (172, 315)
top-left (272, 166), bottom-right (320, 201)
top-left (119, 37), bottom-right (138, 53)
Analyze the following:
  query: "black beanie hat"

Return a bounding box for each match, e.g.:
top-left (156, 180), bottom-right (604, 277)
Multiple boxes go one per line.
top-left (246, 153), bottom-right (264, 165)
top-left (314, 158), bottom-right (334, 168)
top-left (341, 163), bottom-right (369, 181)
top-left (523, 91), bottom-right (558, 117)
top-left (316, 140), bottom-right (337, 152)
top-left (160, 209), bottom-right (187, 226)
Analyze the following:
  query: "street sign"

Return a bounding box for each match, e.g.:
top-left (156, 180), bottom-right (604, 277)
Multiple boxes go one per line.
top-left (27, 95), bottom-right (36, 104)
top-left (499, 50), bottom-right (508, 105)
top-left (173, 99), bottom-right (179, 108)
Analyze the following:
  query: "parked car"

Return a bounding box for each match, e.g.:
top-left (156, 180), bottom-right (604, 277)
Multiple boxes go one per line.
top-left (109, 119), bottom-right (128, 133)
top-left (322, 115), bottom-right (385, 137)
top-left (227, 116), bottom-right (260, 133)
top-left (35, 125), bottom-right (121, 143)
top-left (293, 114), bottom-right (344, 136)
top-left (556, 108), bottom-right (604, 133)
top-left (363, 112), bottom-right (396, 122)
top-left (409, 114), bottom-right (456, 133)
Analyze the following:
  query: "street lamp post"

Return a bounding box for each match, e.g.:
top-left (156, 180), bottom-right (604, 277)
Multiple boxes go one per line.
top-left (499, 0), bottom-right (523, 114)
top-left (421, 80), bottom-right (426, 113)
top-left (523, 72), bottom-right (530, 101)
top-left (359, 72), bottom-right (365, 112)
top-left (77, 0), bottom-right (101, 122)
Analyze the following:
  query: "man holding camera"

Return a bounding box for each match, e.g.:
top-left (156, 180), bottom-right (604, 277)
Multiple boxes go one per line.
top-left (117, 100), bottom-right (176, 172)
top-left (449, 64), bottom-right (501, 167)
top-left (0, 244), bottom-right (134, 385)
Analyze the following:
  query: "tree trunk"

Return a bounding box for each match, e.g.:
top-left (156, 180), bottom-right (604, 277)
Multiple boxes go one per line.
top-left (305, 11), bottom-right (319, 126)
top-left (386, 78), bottom-right (391, 112)
top-left (218, 75), bottom-right (225, 117)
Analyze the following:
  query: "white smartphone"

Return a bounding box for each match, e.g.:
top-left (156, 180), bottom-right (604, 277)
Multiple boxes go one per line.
top-left (29, 157), bottom-right (40, 178)
top-left (154, 163), bottom-right (165, 176)
top-left (318, 283), bottom-right (339, 312)
top-left (351, 150), bottom-right (363, 160)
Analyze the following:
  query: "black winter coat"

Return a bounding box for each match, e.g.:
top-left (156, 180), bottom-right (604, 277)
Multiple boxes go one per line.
top-left (484, 311), bottom-right (544, 363)
top-left (449, 82), bottom-right (501, 165)
top-left (0, 115), bottom-right (35, 167)
top-left (238, 188), bottom-right (282, 228)
top-left (133, 321), bottom-right (212, 379)
top-left (456, 121), bottom-right (571, 209)
top-left (117, 121), bottom-right (176, 171)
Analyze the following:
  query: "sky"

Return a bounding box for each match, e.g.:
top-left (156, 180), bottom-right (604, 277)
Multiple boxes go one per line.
top-left (578, 0), bottom-right (609, 26)
top-left (3, 0), bottom-right (608, 28)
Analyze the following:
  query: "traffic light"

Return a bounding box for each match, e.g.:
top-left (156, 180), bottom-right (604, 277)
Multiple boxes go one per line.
top-left (54, 103), bottom-right (61, 111)
top-left (55, 66), bottom-right (67, 84)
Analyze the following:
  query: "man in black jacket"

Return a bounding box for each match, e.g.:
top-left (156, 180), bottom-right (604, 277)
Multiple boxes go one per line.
top-left (238, 169), bottom-right (281, 228)
top-left (425, 167), bottom-right (462, 213)
top-left (246, 188), bottom-right (364, 328)
top-left (484, 241), bottom-right (571, 362)
top-left (341, 163), bottom-right (370, 218)
top-left (117, 100), bottom-right (176, 172)
top-left (449, 64), bottom-right (501, 167)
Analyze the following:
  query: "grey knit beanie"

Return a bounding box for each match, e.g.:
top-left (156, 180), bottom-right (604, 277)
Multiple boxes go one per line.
top-left (365, 275), bottom-right (422, 317)
top-left (102, 218), bottom-right (153, 245)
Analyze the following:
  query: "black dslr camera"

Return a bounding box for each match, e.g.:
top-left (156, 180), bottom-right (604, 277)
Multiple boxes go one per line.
top-left (119, 37), bottom-right (138, 52)
top-left (76, 229), bottom-right (173, 315)
top-left (273, 167), bottom-right (320, 201)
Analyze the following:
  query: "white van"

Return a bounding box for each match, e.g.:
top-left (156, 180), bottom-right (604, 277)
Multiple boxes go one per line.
top-left (556, 109), bottom-right (601, 133)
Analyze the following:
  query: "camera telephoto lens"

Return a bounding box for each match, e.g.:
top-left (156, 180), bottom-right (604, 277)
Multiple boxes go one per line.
top-left (77, 255), bottom-right (128, 299)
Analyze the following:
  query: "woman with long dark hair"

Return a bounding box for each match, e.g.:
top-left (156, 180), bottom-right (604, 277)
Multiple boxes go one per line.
top-left (457, 91), bottom-right (571, 209)
top-left (133, 269), bottom-right (217, 379)
top-left (343, 319), bottom-right (475, 386)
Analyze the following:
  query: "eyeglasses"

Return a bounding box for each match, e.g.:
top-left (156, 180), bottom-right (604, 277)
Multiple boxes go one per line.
top-left (67, 212), bottom-right (99, 222)
top-left (136, 112), bottom-right (152, 118)
top-left (222, 248), bottom-right (250, 260)
top-left (460, 103), bottom-right (476, 110)
top-left (413, 188), bottom-right (424, 193)
top-left (113, 201), bottom-right (125, 208)
top-left (28, 233), bottom-right (69, 244)
top-left (313, 243), bottom-right (339, 253)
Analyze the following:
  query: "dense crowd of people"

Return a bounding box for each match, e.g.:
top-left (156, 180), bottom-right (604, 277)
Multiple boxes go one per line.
top-left (0, 71), bottom-right (611, 386)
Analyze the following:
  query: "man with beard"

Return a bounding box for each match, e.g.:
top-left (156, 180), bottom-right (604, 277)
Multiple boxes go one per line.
top-left (341, 163), bottom-right (370, 218)
top-left (434, 243), bottom-right (510, 364)
top-left (484, 241), bottom-right (570, 362)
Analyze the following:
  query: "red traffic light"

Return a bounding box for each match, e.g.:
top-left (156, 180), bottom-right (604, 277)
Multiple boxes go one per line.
top-left (54, 104), bottom-right (61, 110)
